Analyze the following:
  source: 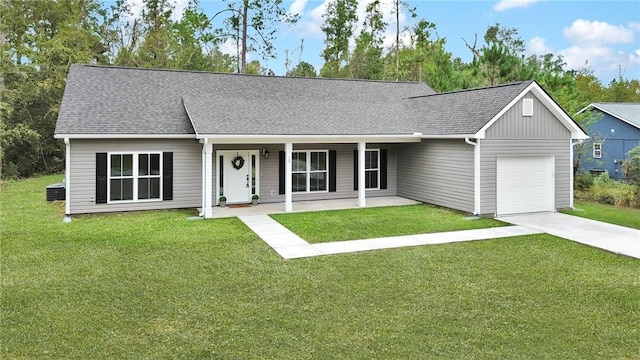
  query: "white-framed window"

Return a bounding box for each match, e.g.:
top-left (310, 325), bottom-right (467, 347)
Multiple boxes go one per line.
top-left (292, 150), bottom-right (328, 193)
top-left (593, 143), bottom-right (602, 159)
top-left (108, 152), bottom-right (162, 202)
top-left (523, 98), bottom-right (534, 116)
top-left (365, 149), bottom-right (380, 190)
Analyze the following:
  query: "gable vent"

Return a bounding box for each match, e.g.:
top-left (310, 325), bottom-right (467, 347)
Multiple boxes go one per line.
top-left (523, 98), bottom-right (534, 116)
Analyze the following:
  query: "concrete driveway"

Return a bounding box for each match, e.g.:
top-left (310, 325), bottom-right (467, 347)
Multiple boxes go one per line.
top-left (497, 212), bottom-right (640, 259)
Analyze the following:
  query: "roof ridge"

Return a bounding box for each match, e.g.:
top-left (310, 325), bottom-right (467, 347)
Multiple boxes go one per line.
top-left (408, 80), bottom-right (533, 99)
top-left (593, 102), bottom-right (640, 105)
top-left (74, 64), bottom-right (426, 86)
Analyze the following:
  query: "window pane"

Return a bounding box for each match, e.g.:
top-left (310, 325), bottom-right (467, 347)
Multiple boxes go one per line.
top-left (150, 154), bottom-right (160, 175)
top-left (111, 154), bottom-right (121, 176)
top-left (292, 173), bottom-right (307, 192)
top-left (122, 155), bottom-right (133, 176)
top-left (110, 179), bottom-right (121, 201)
top-left (366, 151), bottom-right (378, 170)
top-left (138, 178), bottom-right (149, 199)
top-left (122, 178), bottom-right (134, 200)
top-left (139, 154), bottom-right (149, 176)
top-left (293, 152), bottom-right (306, 172)
top-left (150, 178), bottom-right (160, 199)
top-left (310, 172), bottom-right (327, 191)
top-left (311, 152), bottom-right (326, 171)
top-left (365, 170), bottom-right (378, 189)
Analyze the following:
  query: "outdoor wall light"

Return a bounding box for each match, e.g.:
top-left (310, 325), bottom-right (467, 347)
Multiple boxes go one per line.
top-left (262, 148), bottom-right (270, 159)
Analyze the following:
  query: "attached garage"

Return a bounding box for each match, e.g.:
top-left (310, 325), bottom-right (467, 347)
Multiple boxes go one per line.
top-left (496, 155), bottom-right (555, 216)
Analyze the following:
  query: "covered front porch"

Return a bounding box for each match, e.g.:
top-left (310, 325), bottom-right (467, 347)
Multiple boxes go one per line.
top-left (206, 196), bottom-right (421, 219)
top-left (198, 135), bottom-right (423, 219)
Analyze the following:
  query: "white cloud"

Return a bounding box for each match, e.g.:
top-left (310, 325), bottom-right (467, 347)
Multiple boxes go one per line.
top-left (493, 0), bottom-right (542, 12)
top-left (289, 0), bottom-right (308, 17)
top-left (527, 36), bottom-right (554, 55)
top-left (628, 21), bottom-right (640, 32)
top-left (563, 19), bottom-right (636, 46)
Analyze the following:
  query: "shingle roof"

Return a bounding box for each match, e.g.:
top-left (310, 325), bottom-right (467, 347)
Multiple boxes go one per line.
top-left (55, 65), bottom-right (434, 136)
top-left (407, 81), bottom-right (534, 135)
top-left (589, 103), bottom-right (640, 129)
top-left (55, 66), bottom-right (547, 138)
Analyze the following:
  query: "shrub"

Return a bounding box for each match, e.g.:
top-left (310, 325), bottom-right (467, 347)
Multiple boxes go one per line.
top-left (589, 174), bottom-right (639, 208)
top-left (623, 145), bottom-right (640, 185)
top-left (574, 172), bottom-right (594, 191)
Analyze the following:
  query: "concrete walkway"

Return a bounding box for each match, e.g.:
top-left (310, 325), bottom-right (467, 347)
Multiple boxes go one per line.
top-left (239, 215), bottom-right (542, 259)
top-left (497, 212), bottom-right (640, 259)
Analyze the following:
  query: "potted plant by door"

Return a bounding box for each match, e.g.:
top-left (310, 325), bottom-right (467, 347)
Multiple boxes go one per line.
top-left (252, 194), bottom-right (259, 206)
top-left (219, 196), bottom-right (227, 207)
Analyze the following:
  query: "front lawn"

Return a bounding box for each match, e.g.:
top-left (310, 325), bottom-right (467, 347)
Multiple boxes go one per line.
top-left (564, 200), bottom-right (640, 229)
top-left (2, 176), bottom-right (639, 358)
top-left (270, 204), bottom-right (505, 243)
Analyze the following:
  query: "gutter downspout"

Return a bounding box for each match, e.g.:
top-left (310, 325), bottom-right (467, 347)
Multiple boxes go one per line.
top-left (570, 139), bottom-right (583, 209)
top-left (465, 137), bottom-right (480, 215)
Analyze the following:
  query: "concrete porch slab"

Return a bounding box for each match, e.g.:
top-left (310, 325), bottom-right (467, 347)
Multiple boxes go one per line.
top-left (210, 196), bottom-right (421, 218)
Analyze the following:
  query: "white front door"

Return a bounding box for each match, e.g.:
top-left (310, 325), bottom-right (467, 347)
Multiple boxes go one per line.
top-left (218, 150), bottom-right (259, 204)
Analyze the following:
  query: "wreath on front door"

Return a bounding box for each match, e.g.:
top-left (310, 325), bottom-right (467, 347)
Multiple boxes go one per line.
top-left (231, 155), bottom-right (245, 170)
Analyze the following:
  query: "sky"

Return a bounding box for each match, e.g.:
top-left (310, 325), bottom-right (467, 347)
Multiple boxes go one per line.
top-left (131, 0), bottom-right (640, 83)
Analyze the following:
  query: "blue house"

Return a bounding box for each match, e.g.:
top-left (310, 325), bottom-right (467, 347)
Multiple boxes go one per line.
top-left (576, 103), bottom-right (640, 179)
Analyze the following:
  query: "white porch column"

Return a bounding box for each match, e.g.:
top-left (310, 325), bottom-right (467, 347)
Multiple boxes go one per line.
top-left (358, 141), bottom-right (366, 207)
top-left (285, 142), bottom-right (293, 212)
top-left (203, 140), bottom-right (214, 218)
top-left (570, 140), bottom-right (577, 209)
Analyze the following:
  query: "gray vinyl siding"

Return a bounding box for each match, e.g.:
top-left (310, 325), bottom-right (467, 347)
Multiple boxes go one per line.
top-left (397, 140), bottom-right (474, 213)
top-left (68, 139), bottom-right (201, 214)
top-left (485, 93), bottom-right (571, 139)
top-left (212, 143), bottom-right (398, 204)
top-left (479, 139), bottom-right (571, 215)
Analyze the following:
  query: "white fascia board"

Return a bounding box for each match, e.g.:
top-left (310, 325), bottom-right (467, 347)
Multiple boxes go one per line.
top-left (475, 82), bottom-right (589, 140)
top-left (421, 134), bottom-right (477, 139)
top-left (54, 134), bottom-right (197, 139)
top-left (197, 134), bottom-right (422, 144)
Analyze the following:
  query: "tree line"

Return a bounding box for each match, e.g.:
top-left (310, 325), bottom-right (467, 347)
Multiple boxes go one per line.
top-left (1, 0), bottom-right (639, 179)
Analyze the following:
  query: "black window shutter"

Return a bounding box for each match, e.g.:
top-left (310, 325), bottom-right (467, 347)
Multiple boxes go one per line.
top-left (329, 150), bottom-right (337, 192)
top-left (380, 149), bottom-right (387, 190)
top-left (353, 150), bottom-right (358, 190)
top-left (96, 153), bottom-right (107, 203)
top-left (163, 152), bottom-right (173, 200)
top-left (279, 151), bottom-right (285, 194)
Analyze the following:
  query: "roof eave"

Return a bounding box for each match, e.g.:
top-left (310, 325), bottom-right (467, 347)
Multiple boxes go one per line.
top-left (196, 133), bottom-right (423, 144)
top-left (54, 134), bottom-right (197, 139)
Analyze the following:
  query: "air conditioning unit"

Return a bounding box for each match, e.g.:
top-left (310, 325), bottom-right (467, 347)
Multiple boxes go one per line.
top-left (46, 184), bottom-right (65, 201)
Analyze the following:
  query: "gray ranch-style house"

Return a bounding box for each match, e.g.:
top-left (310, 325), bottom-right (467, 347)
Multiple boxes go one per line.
top-left (54, 65), bottom-right (588, 218)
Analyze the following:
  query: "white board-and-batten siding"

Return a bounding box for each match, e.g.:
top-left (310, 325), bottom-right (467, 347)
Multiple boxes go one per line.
top-left (485, 94), bottom-right (571, 139)
top-left (397, 140), bottom-right (475, 213)
top-left (68, 139), bottom-right (202, 214)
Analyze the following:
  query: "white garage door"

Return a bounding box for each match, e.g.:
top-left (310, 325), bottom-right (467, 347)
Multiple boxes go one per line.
top-left (496, 156), bottom-right (555, 216)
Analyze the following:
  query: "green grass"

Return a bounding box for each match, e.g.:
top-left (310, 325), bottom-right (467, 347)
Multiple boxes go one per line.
top-left (2, 175), bottom-right (639, 359)
top-left (564, 200), bottom-right (640, 229)
top-left (270, 205), bottom-right (505, 243)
